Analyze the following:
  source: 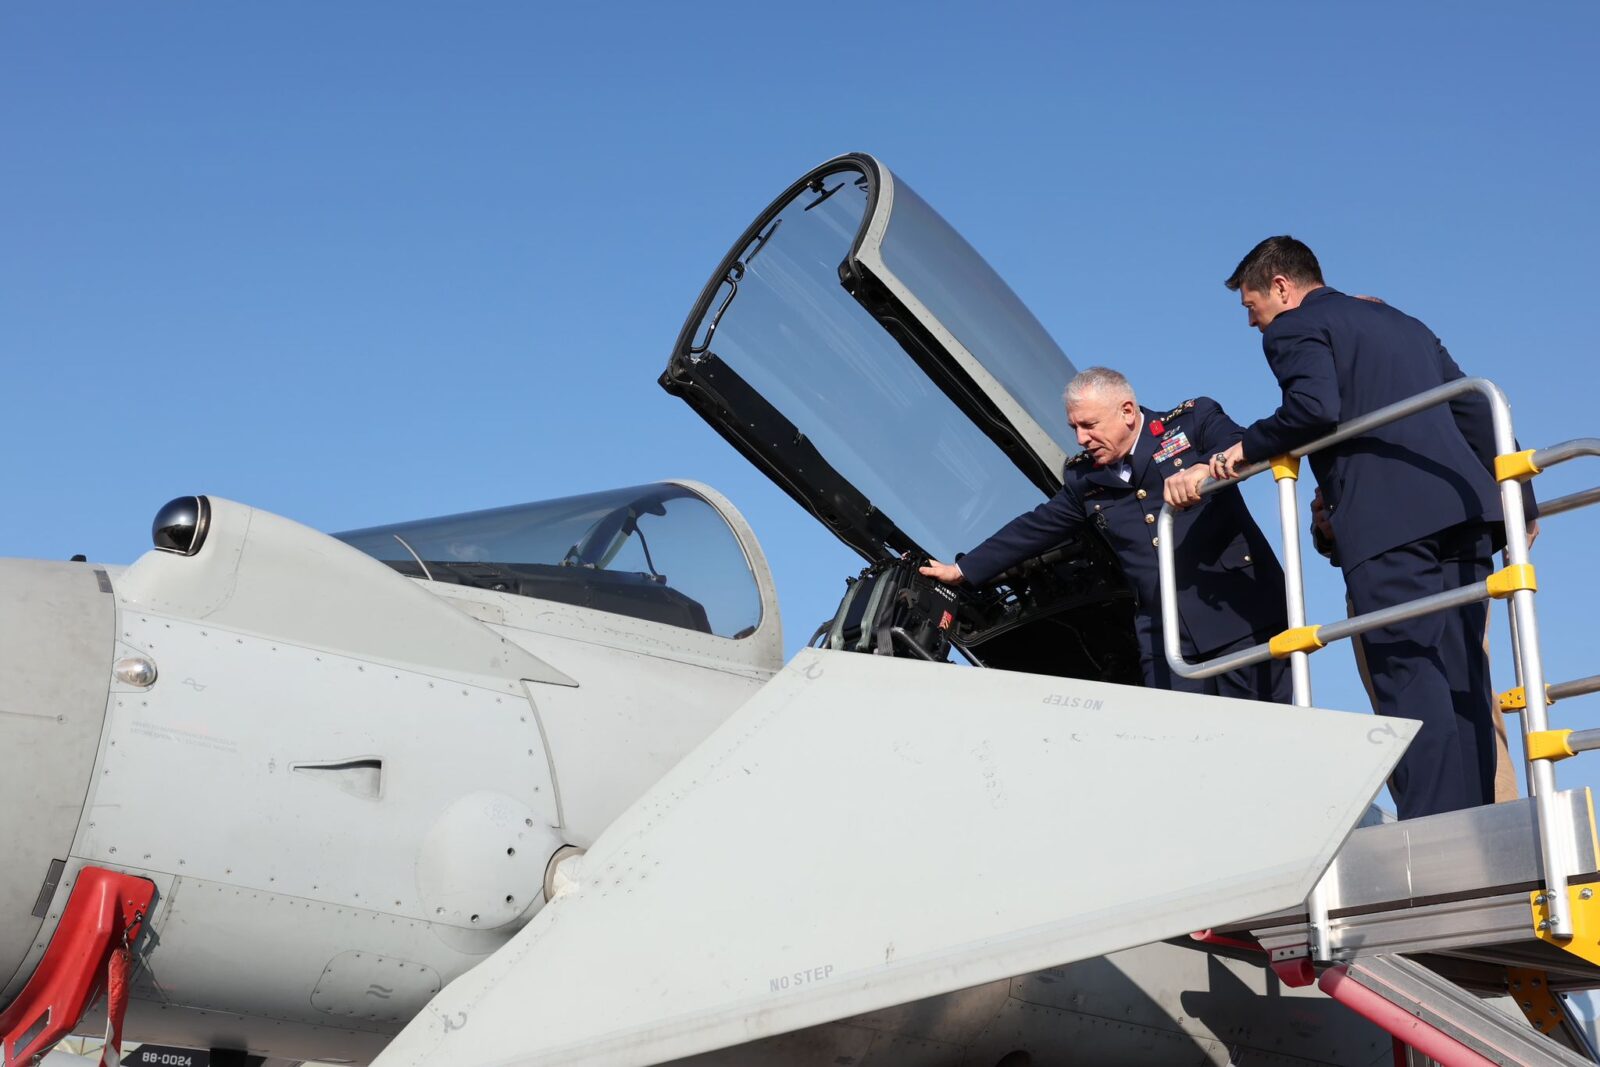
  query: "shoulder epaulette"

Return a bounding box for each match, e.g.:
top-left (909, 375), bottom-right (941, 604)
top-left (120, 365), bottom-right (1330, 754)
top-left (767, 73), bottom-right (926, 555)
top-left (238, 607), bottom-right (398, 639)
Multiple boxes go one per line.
top-left (1064, 449), bottom-right (1093, 471)
top-left (1163, 399), bottom-right (1198, 422)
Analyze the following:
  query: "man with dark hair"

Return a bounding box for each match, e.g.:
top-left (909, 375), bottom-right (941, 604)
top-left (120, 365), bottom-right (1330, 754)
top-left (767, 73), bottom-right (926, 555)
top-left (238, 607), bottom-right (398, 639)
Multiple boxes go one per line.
top-left (1222, 235), bottom-right (1326, 298)
top-left (1170, 236), bottom-right (1532, 819)
top-left (921, 366), bottom-right (1291, 703)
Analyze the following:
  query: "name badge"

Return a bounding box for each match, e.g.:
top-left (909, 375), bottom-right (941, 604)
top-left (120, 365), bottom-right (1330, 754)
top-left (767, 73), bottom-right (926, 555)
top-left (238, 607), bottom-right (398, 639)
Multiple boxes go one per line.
top-left (1152, 432), bottom-right (1191, 464)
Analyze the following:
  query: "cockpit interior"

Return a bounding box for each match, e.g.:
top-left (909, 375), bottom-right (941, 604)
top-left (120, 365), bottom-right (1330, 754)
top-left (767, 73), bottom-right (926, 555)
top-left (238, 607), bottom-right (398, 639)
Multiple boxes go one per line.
top-left (336, 482), bottom-right (765, 640)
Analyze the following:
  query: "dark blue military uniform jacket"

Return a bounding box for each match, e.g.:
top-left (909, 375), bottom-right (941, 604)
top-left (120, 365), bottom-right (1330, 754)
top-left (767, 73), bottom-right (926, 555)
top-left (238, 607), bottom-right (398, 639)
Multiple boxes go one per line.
top-left (958, 398), bottom-right (1288, 658)
top-left (1240, 287), bottom-right (1526, 570)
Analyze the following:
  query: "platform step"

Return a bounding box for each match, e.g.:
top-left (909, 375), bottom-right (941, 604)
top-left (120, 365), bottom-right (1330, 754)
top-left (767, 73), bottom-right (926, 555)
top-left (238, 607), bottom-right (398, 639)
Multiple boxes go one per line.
top-left (1223, 791), bottom-right (1600, 987)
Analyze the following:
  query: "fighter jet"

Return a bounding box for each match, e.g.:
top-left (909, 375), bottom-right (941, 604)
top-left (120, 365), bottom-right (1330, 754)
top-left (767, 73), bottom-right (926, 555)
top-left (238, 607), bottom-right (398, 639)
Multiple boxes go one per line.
top-left (10, 152), bottom-right (1541, 1067)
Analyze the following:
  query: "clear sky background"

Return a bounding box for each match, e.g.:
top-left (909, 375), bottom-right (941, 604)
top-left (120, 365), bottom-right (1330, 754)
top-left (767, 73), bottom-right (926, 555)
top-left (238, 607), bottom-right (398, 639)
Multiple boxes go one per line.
top-left (3, 5), bottom-right (1597, 813)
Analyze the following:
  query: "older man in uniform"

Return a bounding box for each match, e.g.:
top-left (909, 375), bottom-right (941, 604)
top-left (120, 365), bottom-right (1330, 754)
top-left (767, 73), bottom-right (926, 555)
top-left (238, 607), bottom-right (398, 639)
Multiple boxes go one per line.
top-left (920, 366), bottom-right (1291, 703)
top-left (1184, 236), bottom-right (1531, 818)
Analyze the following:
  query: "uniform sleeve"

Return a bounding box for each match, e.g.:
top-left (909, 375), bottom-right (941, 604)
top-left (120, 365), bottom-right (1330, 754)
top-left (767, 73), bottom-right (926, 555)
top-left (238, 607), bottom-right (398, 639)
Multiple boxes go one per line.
top-left (1189, 396), bottom-right (1246, 453)
top-left (1437, 336), bottom-right (1540, 520)
top-left (1239, 315), bottom-right (1341, 462)
top-left (1437, 337), bottom-right (1497, 468)
top-left (956, 486), bottom-right (1087, 587)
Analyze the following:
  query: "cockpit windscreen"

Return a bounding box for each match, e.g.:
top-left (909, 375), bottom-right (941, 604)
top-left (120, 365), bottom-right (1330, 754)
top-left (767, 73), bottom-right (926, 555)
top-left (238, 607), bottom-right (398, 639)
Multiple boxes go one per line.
top-left (335, 483), bottom-right (763, 639)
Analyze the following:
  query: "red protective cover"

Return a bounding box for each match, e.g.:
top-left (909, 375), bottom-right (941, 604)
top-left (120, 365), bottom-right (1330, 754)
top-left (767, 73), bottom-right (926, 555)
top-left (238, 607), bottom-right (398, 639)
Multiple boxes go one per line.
top-left (0, 866), bottom-right (157, 1067)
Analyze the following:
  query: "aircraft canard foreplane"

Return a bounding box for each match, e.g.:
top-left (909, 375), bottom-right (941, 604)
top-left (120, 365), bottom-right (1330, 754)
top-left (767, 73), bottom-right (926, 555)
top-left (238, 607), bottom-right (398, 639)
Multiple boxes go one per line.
top-left (6, 153), bottom-right (1491, 1067)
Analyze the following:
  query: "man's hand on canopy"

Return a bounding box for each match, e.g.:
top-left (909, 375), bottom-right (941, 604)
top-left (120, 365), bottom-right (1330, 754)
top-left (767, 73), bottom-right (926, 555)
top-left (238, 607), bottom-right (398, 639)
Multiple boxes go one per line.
top-left (919, 561), bottom-right (964, 584)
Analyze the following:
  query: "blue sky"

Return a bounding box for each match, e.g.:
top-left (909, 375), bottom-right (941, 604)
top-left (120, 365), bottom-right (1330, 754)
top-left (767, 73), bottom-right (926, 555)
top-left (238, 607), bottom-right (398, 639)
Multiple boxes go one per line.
top-left (4, 4), bottom-right (1598, 811)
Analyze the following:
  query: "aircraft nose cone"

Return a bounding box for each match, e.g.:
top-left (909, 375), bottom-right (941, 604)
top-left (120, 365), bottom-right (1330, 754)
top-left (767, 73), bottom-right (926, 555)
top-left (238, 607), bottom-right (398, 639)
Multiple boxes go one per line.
top-left (0, 560), bottom-right (116, 1002)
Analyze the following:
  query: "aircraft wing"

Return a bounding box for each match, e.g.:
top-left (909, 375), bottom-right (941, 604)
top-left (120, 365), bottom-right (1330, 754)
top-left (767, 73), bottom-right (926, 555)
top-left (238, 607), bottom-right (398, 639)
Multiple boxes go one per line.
top-left (375, 649), bottom-right (1413, 1067)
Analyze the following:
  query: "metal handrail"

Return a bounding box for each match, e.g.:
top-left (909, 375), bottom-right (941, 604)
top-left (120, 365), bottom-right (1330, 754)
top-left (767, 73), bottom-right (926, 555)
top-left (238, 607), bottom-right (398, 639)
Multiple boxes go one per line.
top-left (1153, 376), bottom-right (1573, 942)
top-left (1532, 438), bottom-right (1600, 472)
top-left (1540, 486), bottom-right (1600, 520)
top-left (1499, 440), bottom-right (1600, 740)
top-left (1552, 674), bottom-right (1600, 703)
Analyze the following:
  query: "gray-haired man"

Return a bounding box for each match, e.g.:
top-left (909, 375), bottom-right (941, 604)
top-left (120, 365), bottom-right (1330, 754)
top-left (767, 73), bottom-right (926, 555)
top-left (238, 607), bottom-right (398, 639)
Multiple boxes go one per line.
top-left (922, 367), bottom-right (1292, 701)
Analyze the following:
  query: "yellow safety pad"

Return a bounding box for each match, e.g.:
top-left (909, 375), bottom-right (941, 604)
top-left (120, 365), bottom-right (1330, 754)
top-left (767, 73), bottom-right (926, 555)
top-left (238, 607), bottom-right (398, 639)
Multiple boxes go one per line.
top-left (1495, 449), bottom-right (1542, 482)
top-left (1487, 563), bottom-right (1537, 599)
top-left (1268, 625), bottom-right (1324, 658)
top-left (1532, 881), bottom-right (1600, 967)
top-left (1498, 685), bottom-right (1556, 712)
top-left (1270, 455), bottom-right (1300, 481)
top-left (1506, 967), bottom-right (1564, 1033)
top-left (1527, 729), bottom-right (1576, 762)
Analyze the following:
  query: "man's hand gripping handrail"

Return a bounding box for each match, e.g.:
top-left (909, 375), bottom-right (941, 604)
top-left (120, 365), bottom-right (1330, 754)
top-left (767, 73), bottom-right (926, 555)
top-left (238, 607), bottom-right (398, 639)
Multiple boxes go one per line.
top-left (1155, 377), bottom-right (1532, 679)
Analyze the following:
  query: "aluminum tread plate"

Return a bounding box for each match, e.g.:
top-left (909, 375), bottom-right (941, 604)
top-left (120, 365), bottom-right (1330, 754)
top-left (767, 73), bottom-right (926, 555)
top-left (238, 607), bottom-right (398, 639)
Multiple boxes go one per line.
top-left (1233, 792), bottom-right (1600, 976)
top-left (1325, 792), bottom-right (1598, 916)
top-left (374, 649), bottom-right (1414, 1067)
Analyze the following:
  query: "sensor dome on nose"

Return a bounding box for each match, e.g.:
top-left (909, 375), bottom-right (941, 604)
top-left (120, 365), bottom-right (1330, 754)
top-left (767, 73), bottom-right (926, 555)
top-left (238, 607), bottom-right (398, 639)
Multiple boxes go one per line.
top-left (152, 495), bottom-right (211, 556)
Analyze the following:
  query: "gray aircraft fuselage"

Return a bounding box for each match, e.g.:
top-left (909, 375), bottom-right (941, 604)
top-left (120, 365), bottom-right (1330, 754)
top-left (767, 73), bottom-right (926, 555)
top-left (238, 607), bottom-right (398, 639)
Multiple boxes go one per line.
top-left (0, 486), bottom-right (1387, 1065)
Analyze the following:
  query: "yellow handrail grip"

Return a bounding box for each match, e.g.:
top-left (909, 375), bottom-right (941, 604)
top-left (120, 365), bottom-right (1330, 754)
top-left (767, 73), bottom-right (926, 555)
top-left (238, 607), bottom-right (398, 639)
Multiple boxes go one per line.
top-left (1528, 729), bottom-right (1576, 762)
top-left (1269, 625), bottom-right (1324, 658)
top-left (1487, 563), bottom-right (1538, 599)
top-left (1270, 455), bottom-right (1301, 481)
top-left (1498, 685), bottom-right (1556, 712)
top-left (1495, 449), bottom-right (1542, 482)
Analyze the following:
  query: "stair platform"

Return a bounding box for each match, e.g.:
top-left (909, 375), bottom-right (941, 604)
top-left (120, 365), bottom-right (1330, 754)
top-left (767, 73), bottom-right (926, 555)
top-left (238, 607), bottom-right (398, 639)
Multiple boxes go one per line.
top-left (1217, 791), bottom-right (1600, 988)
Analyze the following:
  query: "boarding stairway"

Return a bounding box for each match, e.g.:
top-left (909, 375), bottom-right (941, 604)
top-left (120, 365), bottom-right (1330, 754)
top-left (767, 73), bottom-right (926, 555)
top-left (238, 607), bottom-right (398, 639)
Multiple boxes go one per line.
top-left (1210, 795), bottom-right (1600, 1063)
top-left (1157, 378), bottom-right (1600, 1066)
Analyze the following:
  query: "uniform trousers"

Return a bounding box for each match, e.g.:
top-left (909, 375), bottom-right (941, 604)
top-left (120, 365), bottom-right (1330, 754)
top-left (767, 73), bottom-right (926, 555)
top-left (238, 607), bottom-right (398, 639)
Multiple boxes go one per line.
top-left (1350, 599), bottom-right (1519, 804)
top-left (1345, 522), bottom-right (1497, 820)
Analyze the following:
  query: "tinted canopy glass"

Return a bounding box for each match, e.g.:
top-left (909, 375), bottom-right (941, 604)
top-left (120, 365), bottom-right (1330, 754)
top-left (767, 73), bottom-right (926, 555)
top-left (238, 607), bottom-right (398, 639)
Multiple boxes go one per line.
top-left (873, 177), bottom-right (1079, 461)
top-left (673, 163), bottom-right (1048, 564)
top-left (336, 483), bottom-right (762, 639)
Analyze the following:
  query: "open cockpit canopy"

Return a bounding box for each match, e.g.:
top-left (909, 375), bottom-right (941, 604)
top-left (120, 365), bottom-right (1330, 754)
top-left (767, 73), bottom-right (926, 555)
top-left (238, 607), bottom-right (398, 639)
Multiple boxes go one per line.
top-left (663, 152), bottom-right (1081, 563)
top-left (335, 482), bottom-right (765, 639)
